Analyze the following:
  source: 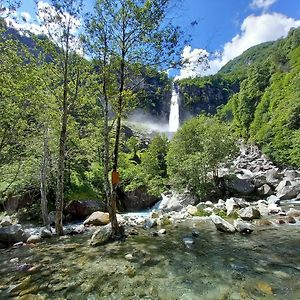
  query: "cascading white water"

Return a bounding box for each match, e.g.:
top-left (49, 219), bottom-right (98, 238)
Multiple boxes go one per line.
top-left (168, 84), bottom-right (180, 132)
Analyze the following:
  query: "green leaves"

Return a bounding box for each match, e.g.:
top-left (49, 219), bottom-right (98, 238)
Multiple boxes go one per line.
top-left (167, 115), bottom-right (238, 198)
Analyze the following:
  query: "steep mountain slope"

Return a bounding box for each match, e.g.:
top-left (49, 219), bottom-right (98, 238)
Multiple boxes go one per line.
top-left (178, 27), bottom-right (300, 167)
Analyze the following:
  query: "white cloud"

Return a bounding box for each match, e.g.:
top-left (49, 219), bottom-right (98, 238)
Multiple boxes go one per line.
top-left (4, 1), bottom-right (82, 52)
top-left (175, 46), bottom-right (209, 80)
top-left (205, 13), bottom-right (300, 75)
top-left (250, 0), bottom-right (277, 10)
top-left (176, 13), bottom-right (300, 79)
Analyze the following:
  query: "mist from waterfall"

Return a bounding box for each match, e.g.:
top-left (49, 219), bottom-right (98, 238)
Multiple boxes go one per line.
top-left (168, 84), bottom-right (180, 132)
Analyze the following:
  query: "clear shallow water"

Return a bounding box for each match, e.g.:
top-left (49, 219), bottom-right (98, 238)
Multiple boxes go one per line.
top-left (0, 219), bottom-right (300, 300)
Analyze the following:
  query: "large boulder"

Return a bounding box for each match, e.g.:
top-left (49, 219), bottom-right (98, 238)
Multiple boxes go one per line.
top-left (83, 211), bottom-right (110, 226)
top-left (210, 215), bottom-right (235, 233)
top-left (276, 180), bottom-right (300, 200)
top-left (225, 176), bottom-right (255, 195)
top-left (257, 184), bottom-right (273, 197)
top-left (157, 191), bottom-right (197, 213)
top-left (64, 200), bottom-right (106, 220)
top-left (4, 188), bottom-right (40, 213)
top-left (123, 186), bottom-right (159, 211)
top-left (253, 174), bottom-right (267, 188)
top-left (89, 224), bottom-right (112, 246)
top-left (238, 207), bottom-right (260, 221)
top-left (0, 224), bottom-right (29, 246)
top-left (266, 169), bottom-right (282, 187)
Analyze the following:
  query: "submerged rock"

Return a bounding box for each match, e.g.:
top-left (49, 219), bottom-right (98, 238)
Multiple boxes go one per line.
top-left (182, 237), bottom-right (194, 248)
top-left (210, 215), bottom-right (235, 233)
top-left (234, 219), bottom-right (254, 234)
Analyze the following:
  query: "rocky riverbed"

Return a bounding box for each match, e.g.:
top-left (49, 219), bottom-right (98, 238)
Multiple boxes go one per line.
top-left (1, 144), bottom-right (300, 299)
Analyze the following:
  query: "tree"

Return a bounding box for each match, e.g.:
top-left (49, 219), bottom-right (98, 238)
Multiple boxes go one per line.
top-left (86, 0), bottom-right (183, 237)
top-left (167, 115), bottom-right (238, 198)
top-left (37, 0), bottom-right (86, 235)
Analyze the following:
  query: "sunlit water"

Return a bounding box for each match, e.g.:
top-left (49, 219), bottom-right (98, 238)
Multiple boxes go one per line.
top-left (0, 219), bottom-right (300, 299)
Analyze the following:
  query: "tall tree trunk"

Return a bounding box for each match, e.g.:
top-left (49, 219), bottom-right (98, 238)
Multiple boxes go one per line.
top-left (110, 46), bottom-right (126, 238)
top-left (55, 27), bottom-right (70, 236)
top-left (55, 109), bottom-right (68, 236)
top-left (40, 127), bottom-right (50, 229)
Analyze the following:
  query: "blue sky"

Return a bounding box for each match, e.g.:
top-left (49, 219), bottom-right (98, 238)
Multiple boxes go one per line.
top-left (3, 0), bottom-right (300, 78)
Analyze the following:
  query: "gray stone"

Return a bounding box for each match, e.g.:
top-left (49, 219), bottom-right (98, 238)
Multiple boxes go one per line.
top-left (226, 177), bottom-right (255, 195)
top-left (253, 174), bottom-right (267, 188)
top-left (266, 169), bottom-right (282, 186)
top-left (257, 184), bottom-right (273, 196)
top-left (256, 203), bottom-right (269, 216)
top-left (276, 180), bottom-right (300, 200)
top-left (214, 199), bottom-right (226, 210)
top-left (143, 218), bottom-right (157, 229)
top-left (158, 191), bottom-right (197, 212)
top-left (234, 219), bottom-right (254, 234)
top-left (40, 227), bottom-right (52, 238)
top-left (284, 170), bottom-right (300, 180)
top-left (0, 224), bottom-right (29, 246)
top-left (210, 215), bottom-right (236, 233)
top-left (204, 201), bottom-right (213, 207)
top-left (238, 207), bottom-right (260, 221)
top-left (89, 224), bottom-right (112, 246)
top-left (71, 225), bottom-right (85, 235)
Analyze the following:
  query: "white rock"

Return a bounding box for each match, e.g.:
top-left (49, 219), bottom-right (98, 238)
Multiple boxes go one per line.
top-left (234, 219), bottom-right (254, 234)
top-left (186, 205), bottom-right (198, 216)
top-left (210, 215), bottom-right (235, 233)
top-left (267, 195), bottom-right (280, 205)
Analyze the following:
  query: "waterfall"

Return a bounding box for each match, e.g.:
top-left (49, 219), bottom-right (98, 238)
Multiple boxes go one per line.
top-left (168, 84), bottom-right (180, 132)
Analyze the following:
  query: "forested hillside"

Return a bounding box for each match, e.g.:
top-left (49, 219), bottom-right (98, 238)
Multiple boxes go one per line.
top-left (179, 27), bottom-right (300, 168)
top-left (219, 27), bottom-right (300, 167)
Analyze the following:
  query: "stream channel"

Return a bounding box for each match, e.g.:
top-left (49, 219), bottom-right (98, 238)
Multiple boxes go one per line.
top-left (0, 217), bottom-right (300, 299)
